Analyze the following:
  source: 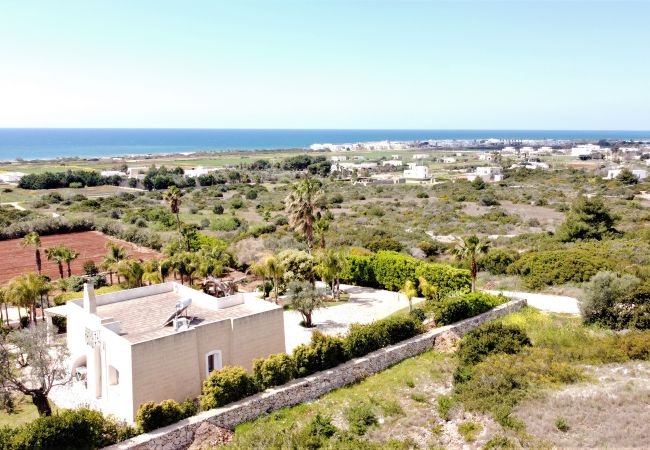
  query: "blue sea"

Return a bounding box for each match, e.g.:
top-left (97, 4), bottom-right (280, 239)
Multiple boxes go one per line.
top-left (1, 128), bottom-right (649, 161)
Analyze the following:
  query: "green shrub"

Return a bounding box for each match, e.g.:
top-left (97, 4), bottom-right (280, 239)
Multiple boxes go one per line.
top-left (199, 366), bottom-right (259, 410)
top-left (555, 417), bottom-right (570, 432)
top-left (478, 249), bottom-right (520, 275)
top-left (212, 204), bottom-right (224, 214)
top-left (344, 322), bottom-right (390, 358)
top-left (371, 251), bottom-right (420, 291)
top-left (378, 315), bottom-right (423, 345)
top-left (293, 331), bottom-right (348, 377)
top-left (457, 322), bottom-right (531, 367)
top-left (457, 420), bottom-right (482, 442)
top-left (415, 263), bottom-right (471, 300)
top-left (580, 271), bottom-right (641, 328)
top-left (508, 249), bottom-right (611, 290)
top-left (210, 215), bottom-right (241, 231)
top-left (51, 316), bottom-right (67, 334)
top-left (409, 307), bottom-right (426, 322)
top-left (7, 408), bottom-right (133, 450)
top-left (341, 255), bottom-right (377, 287)
top-left (252, 353), bottom-right (297, 389)
top-left (345, 401), bottom-right (377, 435)
top-left (433, 292), bottom-right (506, 326)
top-left (436, 395), bottom-right (454, 421)
top-left (135, 399), bottom-right (185, 432)
top-left (296, 414), bottom-right (338, 449)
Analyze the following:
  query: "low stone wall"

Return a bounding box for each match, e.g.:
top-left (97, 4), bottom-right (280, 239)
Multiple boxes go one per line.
top-left (105, 298), bottom-right (526, 450)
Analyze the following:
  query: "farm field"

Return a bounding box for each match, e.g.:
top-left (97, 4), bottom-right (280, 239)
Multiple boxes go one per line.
top-left (0, 231), bottom-right (160, 284)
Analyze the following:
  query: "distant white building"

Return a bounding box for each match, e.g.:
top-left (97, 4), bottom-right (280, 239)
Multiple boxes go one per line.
top-left (537, 146), bottom-right (553, 154)
top-left (0, 171), bottom-right (26, 183)
top-left (100, 170), bottom-right (126, 177)
top-left (520, 146), bottom-right (534, 155)
top-left (570, 144), bottom-right (600, 157)
top-left (606, 167), bottom-right (648, 180)
top-left (404, 163), bottom-right (429, 179)
top-left (501, 146), bottom-right (517, 154)
top-left (412, 153), bottom-right (429, 160)
top-left (391, 154), bottom-right (400, 160)
top-left (184, 167), bottom-right (217, 178)
top-left (442, 157), bottom-right (457, 164)
top-left (127, 167), bottom-right (148, 178)
top-left (330, 156), bottom-right (347, 162)
top-left (331, 162), bottom-right (378, 173)
top-left (382, 160), bottom-right (403, 167)
top-left (467, 166), bottom-right (503, 182)
top-left (352, 156), bottom-right (366, 161)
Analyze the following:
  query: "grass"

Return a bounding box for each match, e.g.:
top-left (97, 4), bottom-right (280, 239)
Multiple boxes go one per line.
top-left (457, 420), bottom-right (482, 442)
top-left (0, 395), bottom-right (57, 427)
top-left (224, 351), bottom-right (454, 448)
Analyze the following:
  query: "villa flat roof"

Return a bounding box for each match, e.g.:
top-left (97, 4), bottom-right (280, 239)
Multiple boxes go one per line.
top-left (94, 291), bottom-right (278, 344)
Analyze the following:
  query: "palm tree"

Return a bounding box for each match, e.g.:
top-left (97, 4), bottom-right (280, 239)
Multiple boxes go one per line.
top-left (117, 260), bottom-right (144, 288)
top-left (22, 232), bottom-right (42, 274)
top-left (400, 279), bottom-right (418, 313)
top-left (102, 243), bottom-right (128, 285)
top-left (6, 273), bottom-right (49, 325)
top-left (316, 249), bottom-right (347, 300)
top-left (44, 245), bottom-right (66, 279)
top-left (284, 175), bottom-right (327, 254)
top-left (164, 186), bottom-right (183, 248)
top-left (253, 256), bottom-right (285, 304)
top-left (451, 235), bottom-right (490, 292)
top-left (142, 260), bottom-right (163, 285)
top-left (61, 247), bottom-right (79, 277)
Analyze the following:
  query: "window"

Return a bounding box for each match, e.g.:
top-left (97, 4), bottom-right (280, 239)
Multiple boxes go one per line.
top-left (108, 366), bottom-right (119, 385)
top-left (205, 350), bottom-right (222, 377)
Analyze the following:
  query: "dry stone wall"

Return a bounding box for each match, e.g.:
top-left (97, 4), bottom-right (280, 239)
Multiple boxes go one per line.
top-left (105, 298), bottom-right (526, 450)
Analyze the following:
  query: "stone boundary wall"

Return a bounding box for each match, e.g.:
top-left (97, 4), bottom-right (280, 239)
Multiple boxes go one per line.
top-left (105, 298), bottom-right (526, 450)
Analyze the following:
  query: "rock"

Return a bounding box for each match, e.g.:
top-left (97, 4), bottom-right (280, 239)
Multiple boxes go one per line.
top-left (434, 330), bottom-right (460, 353)
top-left (187, 422), bottom-right (234, 450)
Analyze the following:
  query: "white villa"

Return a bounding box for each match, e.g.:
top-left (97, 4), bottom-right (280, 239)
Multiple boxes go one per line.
top-left (404, 163), bottom-right (429, 180)
top-left (184, 166), bottom-right (218, 178)
top-left (606, 167), bottom-right (648, 180)
top-left (382, 160), bottom-right (403, 167)
top-left (570, 144), bottom-right (601, 157)
top-left (46, 282), bottom-right (285, 422)
top-left (0, 171), bottom-right (26, 184)
top-left (466, 166), bottom-right (503, 182)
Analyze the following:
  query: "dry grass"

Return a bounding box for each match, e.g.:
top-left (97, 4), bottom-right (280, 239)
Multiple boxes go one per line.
top-left (515, 362), bottom-right (650, 448)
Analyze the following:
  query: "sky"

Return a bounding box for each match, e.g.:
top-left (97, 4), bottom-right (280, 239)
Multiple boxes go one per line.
top-left (0, 0), bottom-right (649, 130)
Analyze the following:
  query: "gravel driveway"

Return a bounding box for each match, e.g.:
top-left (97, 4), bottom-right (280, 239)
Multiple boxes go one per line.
top-left (484, 290), bottom-right (580, 314)
top-left (283, 284), bottom-right (424, 353)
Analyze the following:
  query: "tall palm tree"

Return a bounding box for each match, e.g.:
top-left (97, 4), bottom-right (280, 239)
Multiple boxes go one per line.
top-left (164, 185), bottom-right (183, 248)
top-left (451, 235), bottom-right (490, 292)
top-left (142, 260), bottom-right (163, 285)
top-left (117, 260), bottom-right (144, 288)
top-left (316, 249), bottom-right (347, 300)
top-left (61, 247), bottom-right (79, 277)
top-left (22, 232), bottom-right (42, 274)
top-left (44, 245), bottom-right (66, 279)
top-left (284, 175), bottom-right (327, 254)
top-left (6, 273), bottom-right (49, 325)
top-left (253, 256), bottom-right (285, 304)
top-left (102, 243), bottom-right (128, 285)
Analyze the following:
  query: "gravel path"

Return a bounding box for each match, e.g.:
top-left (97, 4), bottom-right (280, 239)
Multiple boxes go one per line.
top-left (484, 289), bottom-right (580, 314)
top-left (283, 284), bottom-right (424, 353)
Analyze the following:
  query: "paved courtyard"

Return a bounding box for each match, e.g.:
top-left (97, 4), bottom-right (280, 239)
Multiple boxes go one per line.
top-left (283, 284), bottom-right (424, 353)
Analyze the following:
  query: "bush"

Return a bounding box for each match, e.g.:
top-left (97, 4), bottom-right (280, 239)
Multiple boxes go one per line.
top-left (580, 271), bottom-right (641, 328)
top-left (415, 263), bottom-right (471, 300)
top-left (296, 414), bottom-right (338, 449)
top-left (341, 255), bottom-right (377, 287)
top-left (456, 322), bottom-right (531, 371)
top-left (212, 204), bottom-right (224, 215)
top-left (409, 308), bottom-right (426, 322)
top-left (51, 316), bottom-right (67, 334)
top-left (344, 322), bottom-right (390, 358)
top-left (508, 249), bottom-right (610, 290)
top-left (371, 251), bottom-right (421, 291)
top-left (210, 215), bottom-right (241, 232)
top-left (6, 408), bottom-right (133, 450)
top-left (345, 401), bottom-right (377, 435)
top-left (478, 249), bottom-right (520, 275)
top-left (293, 331), bottom-right (348, 377)
top-left (344, 315), bottom-right (422, 358)
top-left (278, 249), bottom-right (315, 284)
top-left (252, 353), bottom-right (297, 389)
top-left (199, 366), bottom-right (259, 410)
top-left (433, 292), bottom-right (506, 326)
top-left (135, 399), bottom-right (185, 432)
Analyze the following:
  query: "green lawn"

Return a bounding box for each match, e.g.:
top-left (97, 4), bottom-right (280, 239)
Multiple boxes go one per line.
top-left (0, 395), bottom-right (57, 427)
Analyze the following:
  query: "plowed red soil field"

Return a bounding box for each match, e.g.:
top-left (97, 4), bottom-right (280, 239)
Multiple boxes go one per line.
top-left (0, 231), bottom-right (160, 284)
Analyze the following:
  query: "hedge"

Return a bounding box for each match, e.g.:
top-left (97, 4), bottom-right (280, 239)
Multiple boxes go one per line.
top-left (508, 249), bottom-right (611, 290)
top-left (293, 332), bottom-right (348, 377)
top-left (341, 251), bottom-right (471, 296)
top-left (0, 217), bottom-right (95, 241)
top-left (432, 292), bottom-right (507, 326)
top-left (0, 408), bottom-right (134, 450)
top-left (135, 399), bottom-right (196, 433)
top-left (252, 353), bottom-right (297, 389)
top-left (199, 366), bottom-right (259, 410)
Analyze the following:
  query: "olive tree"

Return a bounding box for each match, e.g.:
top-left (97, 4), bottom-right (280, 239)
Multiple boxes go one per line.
top-left (0, 323), bottom-right (70, 416)
top-left (287, 281), bottom-right (325, 328)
